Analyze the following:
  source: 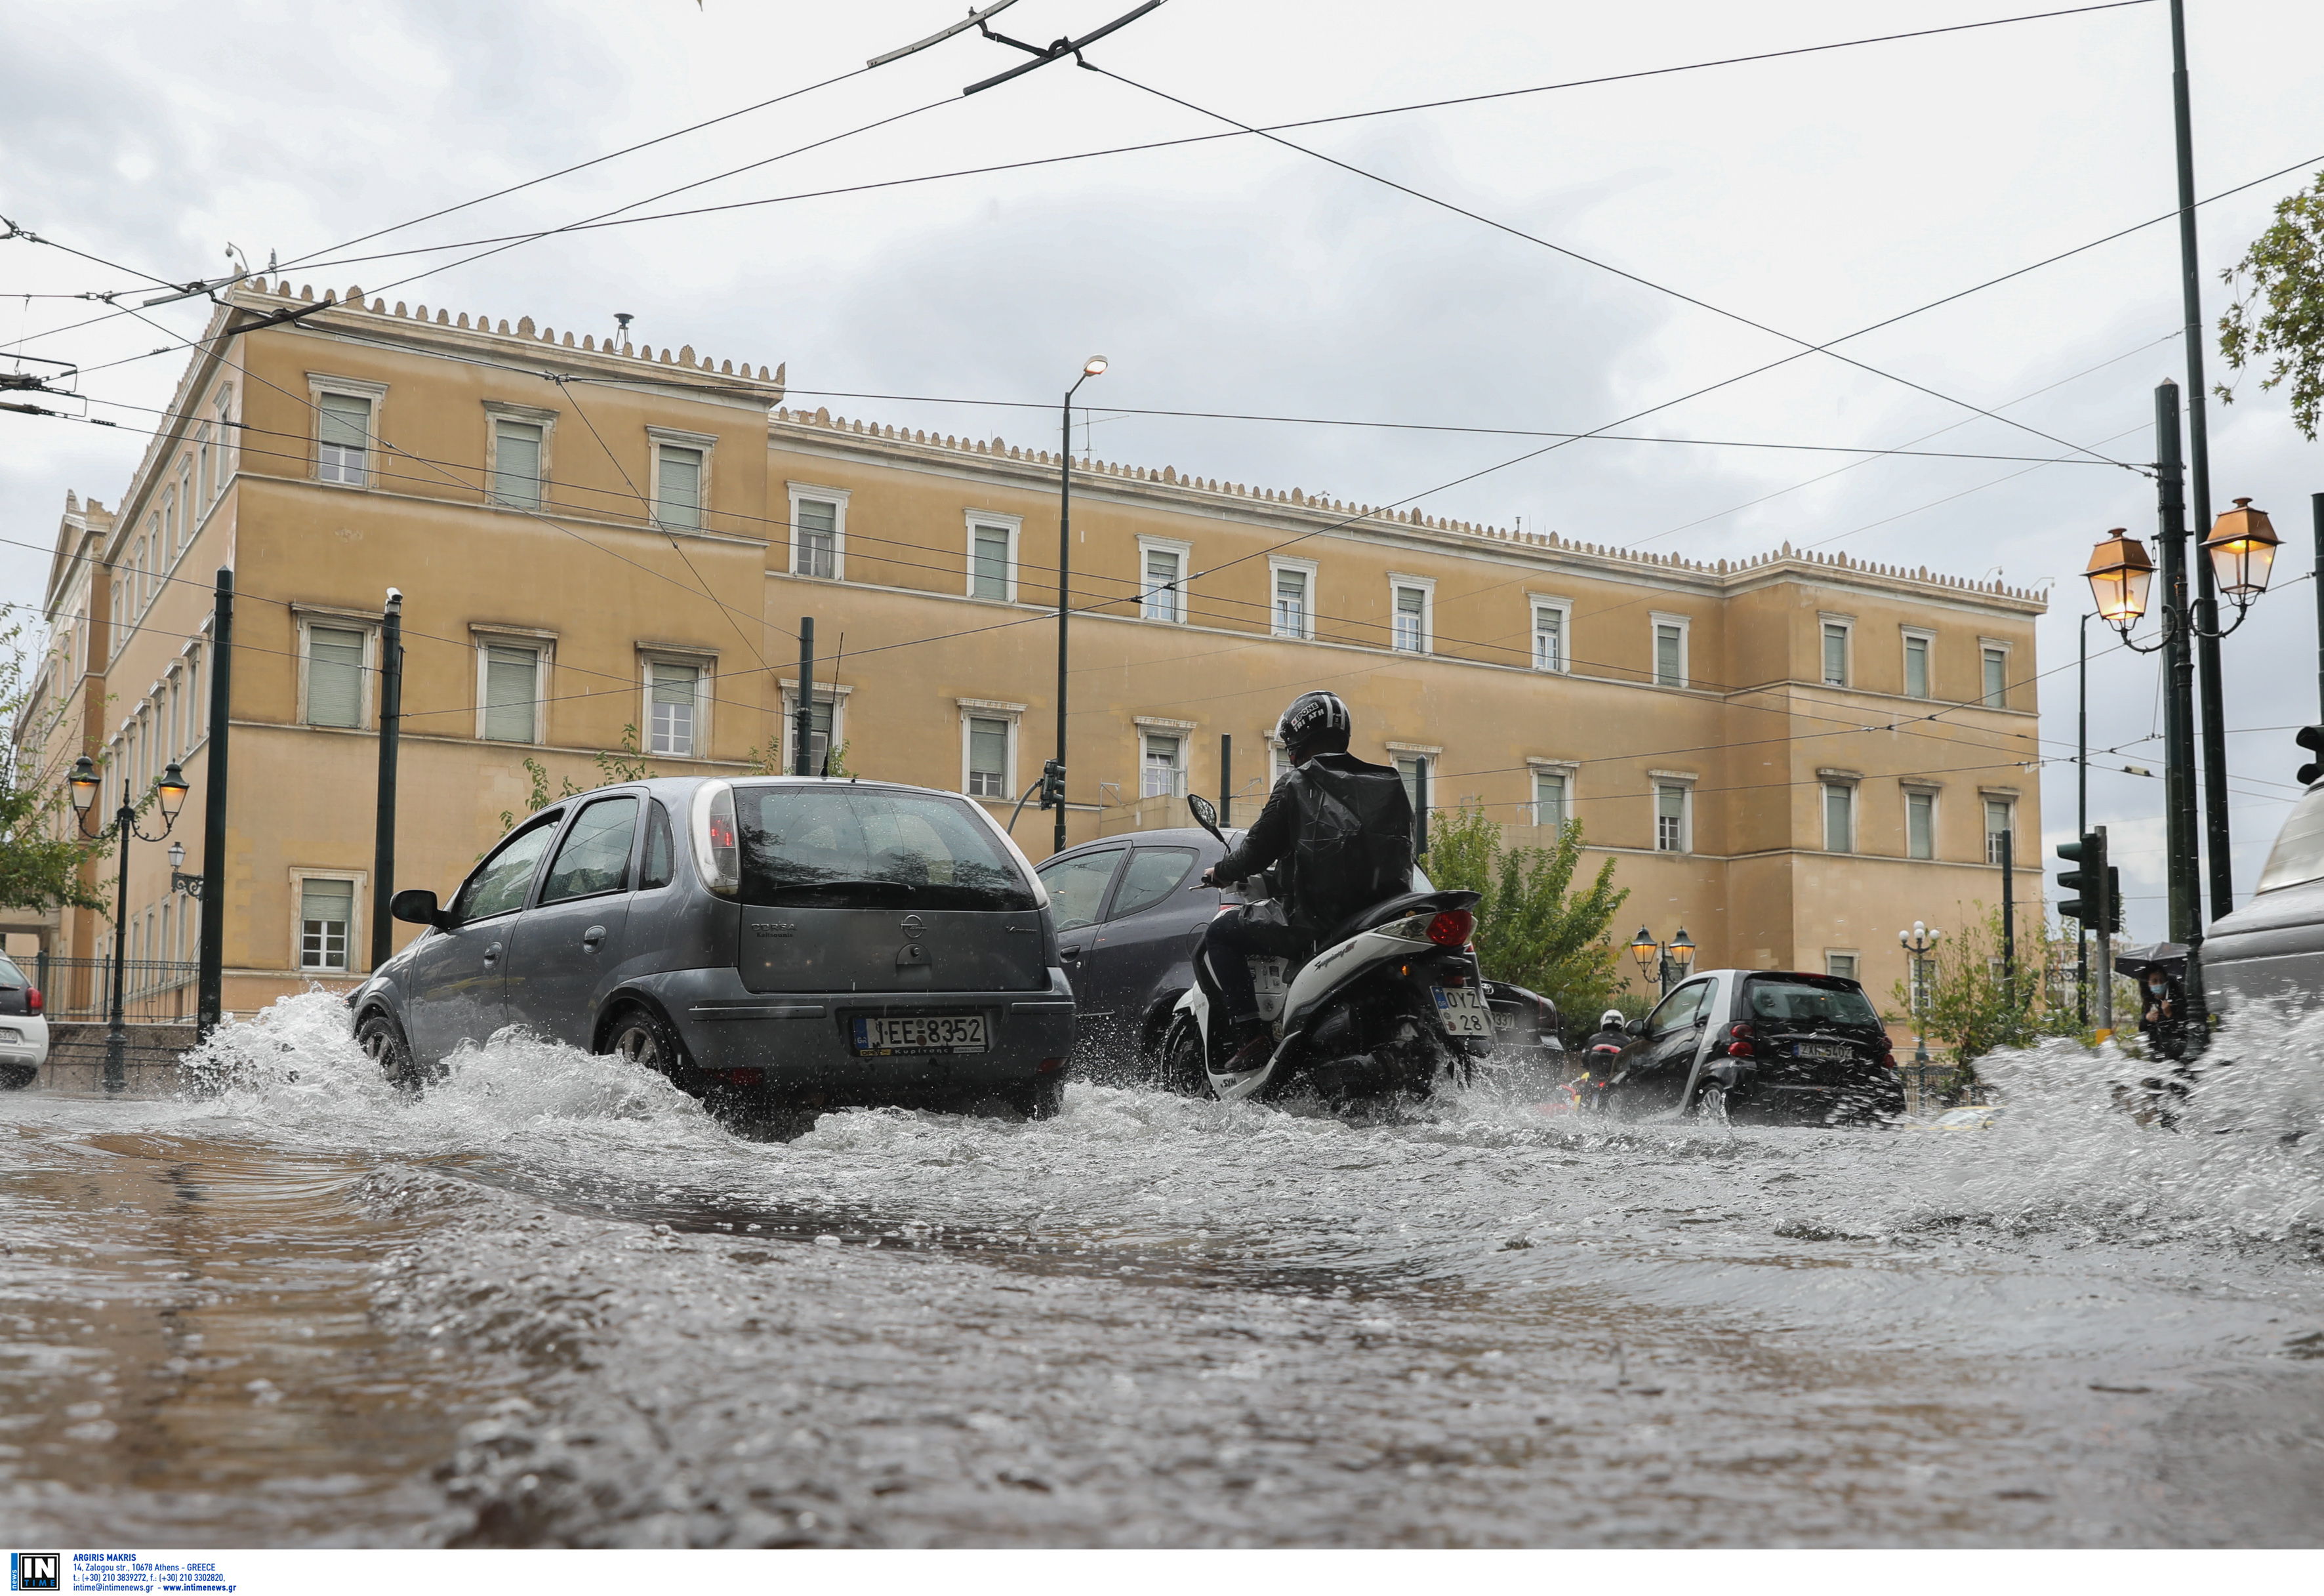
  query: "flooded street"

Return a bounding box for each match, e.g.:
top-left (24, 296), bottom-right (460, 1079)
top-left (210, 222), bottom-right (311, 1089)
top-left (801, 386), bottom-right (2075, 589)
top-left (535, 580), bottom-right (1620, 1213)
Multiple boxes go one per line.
top-left (6, 994), bottom-right (2324, 1547)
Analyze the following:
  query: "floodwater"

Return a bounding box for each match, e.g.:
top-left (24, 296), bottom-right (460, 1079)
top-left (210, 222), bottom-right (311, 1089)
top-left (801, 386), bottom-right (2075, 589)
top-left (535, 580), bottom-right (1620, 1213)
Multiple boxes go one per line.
top-left (5, 994), bottom-right (2323, 1547)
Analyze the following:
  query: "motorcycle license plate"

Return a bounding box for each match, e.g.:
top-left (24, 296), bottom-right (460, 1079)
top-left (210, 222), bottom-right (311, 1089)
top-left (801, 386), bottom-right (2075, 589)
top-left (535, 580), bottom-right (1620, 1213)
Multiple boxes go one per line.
top-left (1793, 1040), bottom-right (1851, 1061)
top-left (1433, 986), bottom-right (1493, 1036)
top-left (852, 1013), bottom-right (987, 1055)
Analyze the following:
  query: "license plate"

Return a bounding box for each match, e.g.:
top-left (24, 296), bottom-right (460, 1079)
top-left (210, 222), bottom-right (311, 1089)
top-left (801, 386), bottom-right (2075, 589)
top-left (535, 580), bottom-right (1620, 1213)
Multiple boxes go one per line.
top-left (1794, 1040), bottom-right (1851, 1061)
top-left (852, 1013), bottom-right (988, 1055)
top-left (1433, 986), bottom-right (1493, 1037)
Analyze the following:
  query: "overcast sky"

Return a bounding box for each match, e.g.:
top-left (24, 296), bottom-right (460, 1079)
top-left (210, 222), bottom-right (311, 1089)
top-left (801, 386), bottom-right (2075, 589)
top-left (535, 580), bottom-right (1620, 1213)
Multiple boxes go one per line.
top-left (6, 0), bottom-right (2323, 941)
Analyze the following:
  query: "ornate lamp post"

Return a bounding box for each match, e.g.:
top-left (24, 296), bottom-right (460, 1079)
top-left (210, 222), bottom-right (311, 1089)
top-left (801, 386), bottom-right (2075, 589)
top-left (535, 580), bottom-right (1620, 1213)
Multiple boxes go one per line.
top-left (69, 753), bottom-right (189, 1092)
top-left (1627, 925), bottom-right (1696, 997)
top-left (1897, 921), bottom-right (1942, 1065)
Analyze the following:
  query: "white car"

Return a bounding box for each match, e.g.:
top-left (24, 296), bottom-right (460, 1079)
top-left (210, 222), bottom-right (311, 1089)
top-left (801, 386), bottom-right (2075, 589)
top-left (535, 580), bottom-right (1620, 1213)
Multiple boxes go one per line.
top-left (2203, 781), bottom-right (2324, 1010)
top-left (0, 952), bottom-right (50, 1087)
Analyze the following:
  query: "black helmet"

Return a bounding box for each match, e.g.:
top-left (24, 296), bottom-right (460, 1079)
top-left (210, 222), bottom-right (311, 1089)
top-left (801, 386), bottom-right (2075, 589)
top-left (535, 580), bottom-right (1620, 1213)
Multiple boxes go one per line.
top-left (1277, 689), bottom-right (1352, 762)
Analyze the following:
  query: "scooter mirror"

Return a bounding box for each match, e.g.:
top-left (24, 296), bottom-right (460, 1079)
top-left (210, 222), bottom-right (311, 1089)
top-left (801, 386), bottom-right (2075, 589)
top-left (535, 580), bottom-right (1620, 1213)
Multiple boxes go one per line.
top-left (1186, 792), bottom-right (1227, 846)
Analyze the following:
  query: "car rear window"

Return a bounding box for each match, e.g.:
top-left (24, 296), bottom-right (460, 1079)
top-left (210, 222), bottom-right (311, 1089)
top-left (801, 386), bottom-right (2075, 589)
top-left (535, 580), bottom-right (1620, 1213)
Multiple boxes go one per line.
top-left (1745, 975), bottom-right (1881, 1027)
top-left (738, 785), bottom-right (1036, 911)
top-left (0, 956), bottom-right (22, 986)
top-left (2258, 785), bottom-right (2324, 895)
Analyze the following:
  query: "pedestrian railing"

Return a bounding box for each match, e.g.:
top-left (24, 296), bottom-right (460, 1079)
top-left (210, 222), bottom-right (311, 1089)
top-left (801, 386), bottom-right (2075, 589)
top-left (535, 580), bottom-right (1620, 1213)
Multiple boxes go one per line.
top-left (30, 954), bottom-right (201, 1023)
top-left (1896, 1061), bottom-right (1989, 1115)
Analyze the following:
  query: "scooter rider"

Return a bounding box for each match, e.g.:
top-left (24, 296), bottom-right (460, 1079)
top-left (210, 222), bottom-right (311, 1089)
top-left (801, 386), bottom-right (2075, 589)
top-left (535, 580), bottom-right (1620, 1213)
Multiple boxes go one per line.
top-left (1197, 690), bottom-right (1415, 1069)
top-left (1581, 1009), bottom-right (1630, 1057)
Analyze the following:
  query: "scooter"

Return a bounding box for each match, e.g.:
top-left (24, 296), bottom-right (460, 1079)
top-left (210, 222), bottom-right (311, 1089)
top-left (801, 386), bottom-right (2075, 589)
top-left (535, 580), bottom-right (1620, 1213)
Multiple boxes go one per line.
top-left (1161, 792), bottom-right (1492, 1104)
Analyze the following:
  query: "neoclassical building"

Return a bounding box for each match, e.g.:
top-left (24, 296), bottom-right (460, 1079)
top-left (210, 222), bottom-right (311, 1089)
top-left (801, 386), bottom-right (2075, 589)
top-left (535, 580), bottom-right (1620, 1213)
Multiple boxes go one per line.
top-left (11, 277), bottom-right (2045, 1020)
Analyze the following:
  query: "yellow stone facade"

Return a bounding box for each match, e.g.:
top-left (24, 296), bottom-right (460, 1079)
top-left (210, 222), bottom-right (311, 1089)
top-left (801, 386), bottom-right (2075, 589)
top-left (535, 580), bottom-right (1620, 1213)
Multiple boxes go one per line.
top-left (14, 281), bottom-right (2047, 1025)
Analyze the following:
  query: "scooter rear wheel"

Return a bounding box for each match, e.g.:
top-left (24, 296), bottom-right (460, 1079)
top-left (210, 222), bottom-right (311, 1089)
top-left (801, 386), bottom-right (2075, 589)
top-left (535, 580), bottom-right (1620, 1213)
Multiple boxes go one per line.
top-left (1161, 1014), bottom-right (1210, 1098)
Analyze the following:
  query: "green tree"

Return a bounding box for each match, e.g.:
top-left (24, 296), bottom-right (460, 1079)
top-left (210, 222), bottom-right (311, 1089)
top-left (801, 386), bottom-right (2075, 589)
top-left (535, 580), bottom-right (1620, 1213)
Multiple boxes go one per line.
top-left (2217, 167), bottom-right (2324, 438)
top-left (1425, 806), bottom-right (1629, 1022)
top-left (0, 624), bottom-right (110, 914)
top-left (1888, 903), bottom-right (2067, 1076)
top-left (497, 726), bottom-right (663, 833)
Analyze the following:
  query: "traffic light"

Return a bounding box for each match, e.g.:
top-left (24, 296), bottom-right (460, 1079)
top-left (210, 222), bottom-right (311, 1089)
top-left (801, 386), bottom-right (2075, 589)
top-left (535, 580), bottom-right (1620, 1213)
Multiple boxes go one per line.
top-left (1038, 758), bottom-right (1066, 811)
top-left (2106, 865), bottom-right (2124, 934)
top-left (2056, 829), bottom-right (2107, 924)
top-left (2298, 726), bottom-right (2324, 787)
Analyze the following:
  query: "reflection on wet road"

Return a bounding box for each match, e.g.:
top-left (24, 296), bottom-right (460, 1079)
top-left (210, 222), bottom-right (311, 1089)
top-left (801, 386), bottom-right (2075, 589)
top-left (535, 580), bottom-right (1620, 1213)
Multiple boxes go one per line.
top-left (5, 992), bottom-right (2322, 1546)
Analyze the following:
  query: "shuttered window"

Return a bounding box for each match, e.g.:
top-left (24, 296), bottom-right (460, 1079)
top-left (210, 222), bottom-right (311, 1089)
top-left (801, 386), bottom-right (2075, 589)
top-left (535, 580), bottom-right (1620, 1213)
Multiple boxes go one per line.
top-left (657, 445), bottom-right (703, 529)
top-left (968, 716), bottom-right (1008, 796)
top-left (648, 661), bottom-right (698, 756)
top-left (1534, 769), bottom-right (1566, 827)
top-left (795, 498), bottom-right (837, 577)
top-left (493, 420), bottom-right (544, 509)
top-left (300, 879), bottom-right (354, 971)
top-left (971, 525), bottom-right (1009, 600)
top-left (1982, 647), bottom-right (2008, 708)
top-left (1655, 623), bottom-right (1684, 687)
top-left (1904, 635), bottom-right (1931, 699)
top-left (1656, 785), bottom-right (1686, 851)
top-left (1822, 624), bottom-right (1849, 687)
top-left (1392, 586), bottom-right (1427, 653)
top-left (307, 625), bottom-right (365, 727)
top-left (483, 645), bottom-right (539, 743)
top-left (317, 394), bottom-right (370, 485)
top-left (1907, 791), bottom-right (1935, 859)
top-left (1824, 783), bottom-right (1854, 853)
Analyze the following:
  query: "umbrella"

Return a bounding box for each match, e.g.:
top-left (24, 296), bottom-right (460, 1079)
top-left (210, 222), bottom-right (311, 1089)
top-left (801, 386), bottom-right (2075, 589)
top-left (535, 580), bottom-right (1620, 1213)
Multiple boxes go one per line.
top-left (2111, 941), bottom-right (2188, 978)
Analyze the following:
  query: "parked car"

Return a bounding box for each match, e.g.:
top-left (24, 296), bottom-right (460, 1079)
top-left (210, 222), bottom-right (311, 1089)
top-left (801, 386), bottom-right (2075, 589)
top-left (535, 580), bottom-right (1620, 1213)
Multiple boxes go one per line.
top-left (1032, 824), bottom-right (1537, 1083)
top-left (1587, 968), bottom-right (1904, 1125)
top-left (2204, 779), bottom-right (2324, 1011)
top-left (348, 777), bottom-right (1076, 1118)
top-left (0, 953), bottom-right (49, 1088)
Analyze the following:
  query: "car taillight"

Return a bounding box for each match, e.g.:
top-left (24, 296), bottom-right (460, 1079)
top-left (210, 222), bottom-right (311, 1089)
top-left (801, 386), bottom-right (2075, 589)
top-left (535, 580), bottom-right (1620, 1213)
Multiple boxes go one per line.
top-left (1426, 909), bottom-right (1473, 946)
top-left (691, 780), bottom-right (741, 896)
top-left (1877, 1046), bottom-right (1898, 1070)
top-left (24, 989), bottom-right (40, 1015)
top-left (1724, 1021), bottom-right (1755, 1058)
top-left (1037, 1057), bottom-right (1065, 1074)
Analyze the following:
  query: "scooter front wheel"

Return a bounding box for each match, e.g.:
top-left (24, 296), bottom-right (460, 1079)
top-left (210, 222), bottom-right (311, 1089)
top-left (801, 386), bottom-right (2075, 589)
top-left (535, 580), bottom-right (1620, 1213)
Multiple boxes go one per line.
top-left (1161, 1014), bottom-right (1212, 1098)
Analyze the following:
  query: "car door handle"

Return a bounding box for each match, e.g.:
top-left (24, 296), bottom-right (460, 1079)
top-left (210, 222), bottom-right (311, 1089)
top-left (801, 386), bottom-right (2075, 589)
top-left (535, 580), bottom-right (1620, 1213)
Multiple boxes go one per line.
top-left (581, 925), bottom-right (607, 951)
top-left (1059, 945), bottom-right (1083, 960)
top-left (483, 941), bottom-right (503, 966)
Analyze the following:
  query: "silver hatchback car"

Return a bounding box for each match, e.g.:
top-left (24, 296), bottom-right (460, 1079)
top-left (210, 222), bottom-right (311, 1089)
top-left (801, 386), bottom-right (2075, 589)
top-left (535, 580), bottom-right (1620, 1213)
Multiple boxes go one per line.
top-left (349, 775), bottom-right (1076, 1116)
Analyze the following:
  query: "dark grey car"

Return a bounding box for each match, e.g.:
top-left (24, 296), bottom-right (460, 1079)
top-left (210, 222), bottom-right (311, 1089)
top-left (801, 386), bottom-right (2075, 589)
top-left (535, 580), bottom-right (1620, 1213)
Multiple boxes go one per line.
top-left (349, 777), bottom-right (1076, 1118)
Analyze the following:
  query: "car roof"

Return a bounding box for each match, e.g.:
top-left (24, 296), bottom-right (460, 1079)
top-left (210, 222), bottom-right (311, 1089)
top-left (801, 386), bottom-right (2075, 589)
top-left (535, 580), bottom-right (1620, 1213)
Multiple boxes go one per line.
top-left (1047, 827), bottom-right (1225, 858)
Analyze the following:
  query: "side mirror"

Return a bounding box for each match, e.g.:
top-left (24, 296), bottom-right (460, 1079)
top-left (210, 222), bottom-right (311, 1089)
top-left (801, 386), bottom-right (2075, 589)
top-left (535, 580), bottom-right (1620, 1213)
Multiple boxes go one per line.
top-left (1186, 792), bottom-right (1227, 848)
top-left (391, 888), bottom-right (447, 928)
top-left (1625, 1017), bottom-right (1646, 1036)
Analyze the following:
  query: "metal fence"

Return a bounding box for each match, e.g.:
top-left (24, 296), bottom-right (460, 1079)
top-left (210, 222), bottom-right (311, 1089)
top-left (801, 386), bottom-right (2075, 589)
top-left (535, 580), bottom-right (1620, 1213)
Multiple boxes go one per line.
top-left (1896, 1061), bottom-right (1989, 1115)
top-left (28, 954), bottom-right (201, 1023)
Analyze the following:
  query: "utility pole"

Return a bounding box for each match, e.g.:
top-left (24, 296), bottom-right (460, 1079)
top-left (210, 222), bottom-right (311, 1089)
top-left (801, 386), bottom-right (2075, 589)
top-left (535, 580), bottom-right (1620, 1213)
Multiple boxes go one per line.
top-left (196, 569), bottom-right (232, 1039)
top-left (1219, 733), bottom-right (1233, 830)
top-left (370, 588), bottom-right (403, 972)
top-left (2001, 828), bottom-right (2015, 1015)
top-left (2096, 825), bottom-right (2115, 1037)
top-left (2077, 613), bottom-right (2090, 1027)
top-left (2170, 0), bottom-right (2235, 918)
top-left (2155, 380), bottom-right (2212, 1040)
top-left (2315, 493), bottom-right (2324, 720)
top-left (792, 617), bottom-right (815, 776)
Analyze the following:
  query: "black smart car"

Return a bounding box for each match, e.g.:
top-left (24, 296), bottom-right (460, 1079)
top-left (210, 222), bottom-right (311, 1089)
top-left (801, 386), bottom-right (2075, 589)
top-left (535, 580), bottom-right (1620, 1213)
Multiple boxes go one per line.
top-left (1590, 967), bottom-right (1905, 1124)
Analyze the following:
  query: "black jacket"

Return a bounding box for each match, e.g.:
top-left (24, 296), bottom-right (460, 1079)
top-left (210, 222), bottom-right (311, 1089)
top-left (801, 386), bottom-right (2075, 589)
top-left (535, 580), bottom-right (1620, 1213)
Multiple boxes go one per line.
top-left (1213, 751), bottom-right (1414, 936)
top-left (1580, 1029), bottom-right (1629, 1057)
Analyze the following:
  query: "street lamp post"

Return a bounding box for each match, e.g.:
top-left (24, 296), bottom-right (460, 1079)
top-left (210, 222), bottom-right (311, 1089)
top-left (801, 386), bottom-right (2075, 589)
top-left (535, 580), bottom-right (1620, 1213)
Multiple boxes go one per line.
top-left (1048, 354), bottom-right (1109, 857)
top-left (1627, 925), bottom-right (1695, 997)
top-left (1898, 921), bottom-right (1943, 1065)
top-left (2084, 398), bottom-right (2279, 1055)
top-left (69, 754), bottom-right (189, 1092)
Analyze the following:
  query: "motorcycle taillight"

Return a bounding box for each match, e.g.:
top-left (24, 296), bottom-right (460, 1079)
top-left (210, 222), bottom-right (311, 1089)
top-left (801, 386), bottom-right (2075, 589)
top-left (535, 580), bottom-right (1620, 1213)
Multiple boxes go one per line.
top-left (1425, 909), bottom-right (1474, 946)
top-left (1724, 1021), bottom-right (1754, 1058)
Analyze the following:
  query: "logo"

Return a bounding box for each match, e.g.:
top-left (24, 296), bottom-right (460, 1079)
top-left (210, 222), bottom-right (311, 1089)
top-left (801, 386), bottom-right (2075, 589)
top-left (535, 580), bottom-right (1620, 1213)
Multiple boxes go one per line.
top-left (750, 922), bottom-right (796, 938)
top-left (12, 1554), bottom-right (60, 1592)
top-left (899, 914), bottom-right (925, 933)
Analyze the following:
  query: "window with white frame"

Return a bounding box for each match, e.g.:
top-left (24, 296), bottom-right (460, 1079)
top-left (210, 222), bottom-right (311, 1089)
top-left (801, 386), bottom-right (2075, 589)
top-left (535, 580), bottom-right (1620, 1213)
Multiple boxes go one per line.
top-left (1903, 631), bottom-right (1933, 699)
top-left (1141, 542), bottom-right (1187, 624)
top-left (1822, 621), bottom-right (1850, 687)
top-left (1652, 616), bottom-right (1688, 687)
top-left (1984, 798), bottom-right (2014, 865)
top-left (783, 687), bottom-right (844, 773)
top-left (491, 416), bottom-right (547, 510)
top-left (316, 391), bottom-right (374, 485)
top-left (657, 443), bottom-right (704, 530)
top-left (1656, 783), bottom-right (1689, 851)
top-left (197, 422), bottom-right (214, 504)
top-left (299, 878), bottom-right (354, 972)
top-left (1142, 733), bottom-right (1185, 798)
top-left (969, 520), bottom-right (1015, 602)
top-left (1823, 781), bottom-right (1855, 853)
top-left (178, 459), bottom-right (194, 542)
top-left (1532, 601), bottom-right (1568, 672)
top-left (1395, 754), bottom-right (1431, 817)
top-left (967, 716), bottom-right (1009, 796)
top-left (1906, 789), bottom-right (1936, 860)
top-left (1534, 767), bottom-right (1568, 827)
top-left (479, 641), bottom-right (546, 743)
top-left (184, 647), bottom-right (200, 744)
top-left (1269, 739), bottom-right (1294, 785)
top-left (1270, 560), bottom-right (1314, 640)
top-left (211, 392), bottom-right (232, 499)
top-left (1825, 952), bottom-right (1859, 982)
top-left (646, 659), bottom-right (703, 756)
top-left (306, 623), bottom-right (367, 728)
top-left (1391, 581), bottom-right (1431, 654)
top-left (1982, 645), bottom-right (2008, 708)
top-left (787, 483), bottom-right (847, 581)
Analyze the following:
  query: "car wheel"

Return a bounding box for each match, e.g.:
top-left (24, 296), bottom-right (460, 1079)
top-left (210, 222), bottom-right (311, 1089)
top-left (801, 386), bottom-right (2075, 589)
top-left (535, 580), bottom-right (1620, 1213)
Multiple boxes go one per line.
top-left (1695, 1082), bottom-right (1730, 1124)
top-left (601, 1004), bottom-right (687, 1082)
top-left (1010, 1072), bottom-right (1067, 1120)
top-left (356, 1011), bottom-right (422, 1088)
top-left (1161, 1014), bottom-right (1210, 1097)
